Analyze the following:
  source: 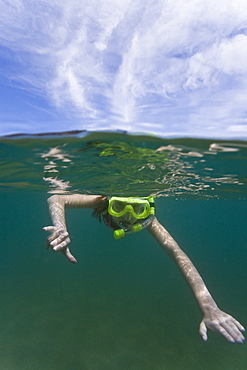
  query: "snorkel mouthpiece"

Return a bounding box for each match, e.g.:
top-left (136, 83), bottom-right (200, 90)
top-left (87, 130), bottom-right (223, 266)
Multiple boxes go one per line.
top-left (113, 222), bottom-right (143, 239)
top-left (114, 229), bottom-right (125, 239)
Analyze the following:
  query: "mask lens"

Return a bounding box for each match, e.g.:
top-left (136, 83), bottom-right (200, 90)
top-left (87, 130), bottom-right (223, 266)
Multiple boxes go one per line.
top-left (112, 200), bottom-right (127, 213)
top-left (132, 203), bottom-right (145, 215)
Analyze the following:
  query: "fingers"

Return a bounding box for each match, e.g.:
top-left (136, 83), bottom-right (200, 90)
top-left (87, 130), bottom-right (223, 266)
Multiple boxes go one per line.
top-left (220, 320), bottom-right (245, 343)
top-left (43, 226), bottom-right (70, 250)
top-left (231, 317), bottom-right (245, 332)
top-left (51, 237), bottom-right (70, 251)
top-left (43, 226), bottom-right (55, 232)
top-left (199, 321), bottom-right (208, 341)
top-left (203, 315), bottom-right (246, 343)
top-left (214, 322), bottom-right (236, 343)
top-left (43, 226), bottom-right (77, 263)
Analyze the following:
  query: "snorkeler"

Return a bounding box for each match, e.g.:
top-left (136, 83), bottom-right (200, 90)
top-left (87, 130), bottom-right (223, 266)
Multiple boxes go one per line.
top-left (43, 194), bottom-right (245, 344)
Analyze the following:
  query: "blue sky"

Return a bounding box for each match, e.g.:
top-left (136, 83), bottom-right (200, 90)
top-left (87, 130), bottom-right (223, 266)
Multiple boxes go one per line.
top-left (1, 0), bottom-right (247, 138)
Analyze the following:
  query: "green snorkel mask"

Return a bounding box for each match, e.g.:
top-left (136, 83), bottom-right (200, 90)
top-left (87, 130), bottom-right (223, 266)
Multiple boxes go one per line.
top-left (108, 196), bottom-right (155, 239)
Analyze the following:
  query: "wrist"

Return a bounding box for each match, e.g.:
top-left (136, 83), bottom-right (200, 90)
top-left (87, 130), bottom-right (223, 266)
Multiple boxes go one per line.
top-left (200, 300), bottom-right (218, 315)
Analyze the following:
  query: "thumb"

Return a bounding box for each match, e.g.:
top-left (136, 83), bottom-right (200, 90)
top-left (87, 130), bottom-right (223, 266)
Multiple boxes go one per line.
top-left (62, 247), bottom-right (77, 264)
top-left (199, 320), bottom-right (208, 341)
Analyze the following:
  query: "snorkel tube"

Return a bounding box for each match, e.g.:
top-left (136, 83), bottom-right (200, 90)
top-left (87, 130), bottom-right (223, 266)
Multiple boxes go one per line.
top-left (113, 214), bottom-right (155, 239)
top-left (112, 196), bottom-right (155, 239)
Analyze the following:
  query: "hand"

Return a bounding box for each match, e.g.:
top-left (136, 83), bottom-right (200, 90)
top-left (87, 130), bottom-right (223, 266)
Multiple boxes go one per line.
top-left (199, 307), bottom-right (245, 343)
top-left (43, 226), bottom-right (77, 263)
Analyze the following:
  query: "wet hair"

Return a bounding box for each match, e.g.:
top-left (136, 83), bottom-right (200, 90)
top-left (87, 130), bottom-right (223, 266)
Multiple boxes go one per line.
top-left (92, 195), bottom-right (108, 221)
top-left (92, 195), bottom-right (120, 230)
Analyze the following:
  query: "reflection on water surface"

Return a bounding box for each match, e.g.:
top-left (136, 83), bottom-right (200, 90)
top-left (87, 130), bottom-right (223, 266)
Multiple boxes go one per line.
top-left (0, 132), bottom-right (246, 199)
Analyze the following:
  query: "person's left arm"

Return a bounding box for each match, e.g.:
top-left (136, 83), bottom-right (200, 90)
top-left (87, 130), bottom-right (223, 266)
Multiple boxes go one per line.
top-left (147, 217), bottom-right (245, 343)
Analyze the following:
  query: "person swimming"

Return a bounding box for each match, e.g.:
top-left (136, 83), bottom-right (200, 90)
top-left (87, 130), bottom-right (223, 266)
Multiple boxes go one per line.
top-left (43, 194), bottom-right (245, 344)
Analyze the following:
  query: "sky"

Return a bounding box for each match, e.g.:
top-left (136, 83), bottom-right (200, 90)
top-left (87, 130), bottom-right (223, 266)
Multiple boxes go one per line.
top-left (1, 0), bottom-right (247, 138)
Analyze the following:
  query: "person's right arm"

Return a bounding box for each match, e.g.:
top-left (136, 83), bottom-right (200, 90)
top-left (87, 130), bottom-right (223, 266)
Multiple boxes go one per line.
top-left (43, 194), bottom-right (104, 263)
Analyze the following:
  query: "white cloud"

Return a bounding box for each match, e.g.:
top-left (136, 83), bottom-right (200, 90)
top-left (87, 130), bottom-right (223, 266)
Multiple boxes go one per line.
top-left (1, 0), bottom-right (247, 137)
top-left (228, 124), bottom-right (247, 133)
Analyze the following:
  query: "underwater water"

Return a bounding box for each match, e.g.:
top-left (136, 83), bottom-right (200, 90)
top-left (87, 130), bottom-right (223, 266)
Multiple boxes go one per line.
top-left (0, 132), bottom-right (246, 370)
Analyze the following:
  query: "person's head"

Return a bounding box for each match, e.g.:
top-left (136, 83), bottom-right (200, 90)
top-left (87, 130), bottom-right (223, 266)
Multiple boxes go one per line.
top-left (93, 195), bottom-right (155, 239)
top-left (108, 196), bottom-right (155, 232)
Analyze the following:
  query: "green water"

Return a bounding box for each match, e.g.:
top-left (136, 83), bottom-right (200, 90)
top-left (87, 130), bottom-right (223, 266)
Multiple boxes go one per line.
top-left (0, 132), bottom-right (246, 369)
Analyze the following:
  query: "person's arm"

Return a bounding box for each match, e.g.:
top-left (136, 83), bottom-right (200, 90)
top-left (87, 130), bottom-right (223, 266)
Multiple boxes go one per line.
top-left (43, 194), bottom-right (104, 263)
top-left (147, 217), bottom-right (245, 343)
